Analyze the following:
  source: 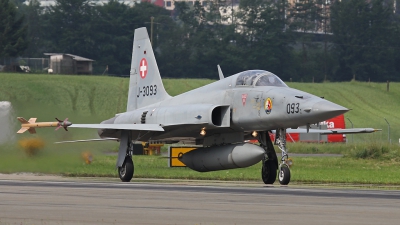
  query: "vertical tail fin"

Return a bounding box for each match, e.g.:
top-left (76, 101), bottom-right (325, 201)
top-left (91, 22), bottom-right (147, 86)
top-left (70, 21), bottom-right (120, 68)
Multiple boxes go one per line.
top-left (127, 27), bottom-right (171, 111)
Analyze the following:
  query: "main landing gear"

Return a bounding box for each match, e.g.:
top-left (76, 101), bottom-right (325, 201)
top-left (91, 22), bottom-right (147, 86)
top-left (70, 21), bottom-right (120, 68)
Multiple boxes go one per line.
top-left (258, 129), bottom-right (291, 185)
top-left (259, 131), bottom-right (278, 184)
top-left (119, 157), bottom-right (134, 182)
top-left (117, 130), bottom-right (134, 182)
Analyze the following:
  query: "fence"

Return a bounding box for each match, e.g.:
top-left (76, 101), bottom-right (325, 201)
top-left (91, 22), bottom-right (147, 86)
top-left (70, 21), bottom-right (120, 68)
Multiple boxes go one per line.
top-left (1, 58), bottom-right (49, 73)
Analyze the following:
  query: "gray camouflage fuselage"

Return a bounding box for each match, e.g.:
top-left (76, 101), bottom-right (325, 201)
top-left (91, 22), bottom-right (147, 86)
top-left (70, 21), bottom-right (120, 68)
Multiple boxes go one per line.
top-left (98, 70), bottom-right (348, 146)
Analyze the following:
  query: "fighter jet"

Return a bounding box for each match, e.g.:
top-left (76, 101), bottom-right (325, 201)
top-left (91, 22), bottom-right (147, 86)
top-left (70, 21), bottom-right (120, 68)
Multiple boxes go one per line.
top-left (18, 27), bottom-right (380, 185)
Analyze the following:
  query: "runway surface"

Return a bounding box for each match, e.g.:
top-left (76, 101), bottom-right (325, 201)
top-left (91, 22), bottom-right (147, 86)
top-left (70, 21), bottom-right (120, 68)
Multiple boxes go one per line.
top-left (1, 177), bottom-right (400, 225)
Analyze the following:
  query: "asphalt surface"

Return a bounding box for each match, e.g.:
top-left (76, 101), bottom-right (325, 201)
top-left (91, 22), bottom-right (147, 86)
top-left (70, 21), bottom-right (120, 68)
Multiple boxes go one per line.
top-left (0, 176), bottom-right (400, 225)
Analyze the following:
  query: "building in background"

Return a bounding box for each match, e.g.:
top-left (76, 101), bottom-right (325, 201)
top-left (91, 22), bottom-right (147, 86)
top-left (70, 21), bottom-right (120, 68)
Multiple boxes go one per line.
top-left (44, 53), bottom-right (94, 75)
top-left (24, 0), bottom-right (141, 7)
top-left (141, 0), bottom-right (164, 7)
top-left (161, 0), bottom-right (239, 12)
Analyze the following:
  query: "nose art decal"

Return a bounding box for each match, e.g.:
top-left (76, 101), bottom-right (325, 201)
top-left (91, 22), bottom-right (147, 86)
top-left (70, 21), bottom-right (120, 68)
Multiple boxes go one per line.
top-left (264, 98), bottom-right (272, 114)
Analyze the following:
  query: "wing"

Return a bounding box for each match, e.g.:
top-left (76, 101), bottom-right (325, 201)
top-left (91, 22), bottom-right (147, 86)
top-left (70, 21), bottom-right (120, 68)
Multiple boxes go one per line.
top-left (55, 124), bottom-right (163, 144)
top-left (55, 138), bottom-right (119, 144)
top-left (69, 124), bottom-right (164, 131)
top-left (284, 128), bottom-right (381, 134)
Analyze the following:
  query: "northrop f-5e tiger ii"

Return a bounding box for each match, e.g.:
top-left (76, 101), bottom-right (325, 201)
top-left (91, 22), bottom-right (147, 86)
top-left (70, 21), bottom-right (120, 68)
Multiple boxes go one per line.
top-left (18, 27), bottom-right (380, 185)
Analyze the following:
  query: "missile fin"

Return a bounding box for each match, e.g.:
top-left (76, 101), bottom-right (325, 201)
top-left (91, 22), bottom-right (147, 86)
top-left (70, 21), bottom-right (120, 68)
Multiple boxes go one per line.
top-left (17, 127), bottom-right (29, 134)
top-left (28, 118), bottom-right (37, 123)
top-left (28, 128), bottom-right (36, 134)
top-left (17, 117), bottom-right (29, 124)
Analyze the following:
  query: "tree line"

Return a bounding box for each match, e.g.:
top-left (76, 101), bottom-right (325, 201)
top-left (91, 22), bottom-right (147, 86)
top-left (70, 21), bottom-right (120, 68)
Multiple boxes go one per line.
top-left (1, 0), bottom-right (400, 82)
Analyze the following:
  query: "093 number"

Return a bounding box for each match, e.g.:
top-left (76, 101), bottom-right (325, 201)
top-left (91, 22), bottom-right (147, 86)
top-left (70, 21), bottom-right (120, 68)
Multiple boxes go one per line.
top-left (287, 103), bottom-right (300, 114)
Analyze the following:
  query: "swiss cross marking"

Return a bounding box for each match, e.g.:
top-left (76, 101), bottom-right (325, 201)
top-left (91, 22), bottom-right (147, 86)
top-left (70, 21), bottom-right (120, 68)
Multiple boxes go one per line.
top-left (139, 58), bottom-right (148, 79)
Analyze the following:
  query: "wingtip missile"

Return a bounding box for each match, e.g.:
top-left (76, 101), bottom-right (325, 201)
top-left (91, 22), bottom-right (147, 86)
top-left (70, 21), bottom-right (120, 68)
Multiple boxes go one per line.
top-left (17, 117), bottom-right (72, 134)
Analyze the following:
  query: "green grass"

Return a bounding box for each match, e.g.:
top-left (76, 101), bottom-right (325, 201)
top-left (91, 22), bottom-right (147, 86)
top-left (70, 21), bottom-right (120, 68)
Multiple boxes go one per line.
top-left (0, 73), bottom-right (129, 118)
top-left (1, 146), bottom-right (400, 185)
top-left (293, 157), bottom-right (400, 185)
top-left (287, 142), bottom-right (400, 156)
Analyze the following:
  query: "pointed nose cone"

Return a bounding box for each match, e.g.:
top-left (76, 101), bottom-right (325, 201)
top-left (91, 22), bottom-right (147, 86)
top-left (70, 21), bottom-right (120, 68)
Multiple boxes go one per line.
top-left (312, 100), bottom-right (349, 121)
top-left (178, 153), bottom-right (193, 169)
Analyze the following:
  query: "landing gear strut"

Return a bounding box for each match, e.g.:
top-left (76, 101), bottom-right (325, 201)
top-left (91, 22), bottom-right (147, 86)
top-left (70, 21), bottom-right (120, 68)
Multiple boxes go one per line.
top-left (275, 128), bottom-right (291, 185)
top-left (117, 130), bottom-right (134, 182)
top-left (258, 131), bottom-right (278, 184)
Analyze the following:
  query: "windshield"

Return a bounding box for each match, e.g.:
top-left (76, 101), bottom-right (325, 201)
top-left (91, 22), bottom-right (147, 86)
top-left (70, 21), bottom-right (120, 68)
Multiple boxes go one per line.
top-left (235, 70), bottom-right (287, 87)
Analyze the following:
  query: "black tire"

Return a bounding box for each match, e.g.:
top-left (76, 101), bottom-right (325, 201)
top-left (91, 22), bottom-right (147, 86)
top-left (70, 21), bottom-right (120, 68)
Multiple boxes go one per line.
top-left (118, 157), bottom-right (134, 182)
top-left (261, 160), bottom-right (277, 184)
top-left (278, 165), bottom-right (290, 185)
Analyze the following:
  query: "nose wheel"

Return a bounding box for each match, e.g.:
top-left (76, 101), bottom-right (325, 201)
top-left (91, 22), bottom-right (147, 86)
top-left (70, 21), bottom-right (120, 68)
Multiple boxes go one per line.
top-left (278, 164), bottom-right (290, 185)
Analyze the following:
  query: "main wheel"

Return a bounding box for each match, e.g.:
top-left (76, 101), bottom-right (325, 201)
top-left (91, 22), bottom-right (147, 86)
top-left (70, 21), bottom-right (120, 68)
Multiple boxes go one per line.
top-left (118, 157), bottom-right (134, 182)
top-left (261, 160), bottom-right (277, 184)
top-left (278, 165), bottom-right (290, 185)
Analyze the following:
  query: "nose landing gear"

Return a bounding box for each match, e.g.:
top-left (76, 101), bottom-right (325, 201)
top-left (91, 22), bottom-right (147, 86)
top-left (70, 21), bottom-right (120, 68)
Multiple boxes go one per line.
top-left (275, 128), bottom-right (291, 185)
top-left (259, 129), bottom-right (291, 185)
top-left (278, 164), bottom-right (291, 185)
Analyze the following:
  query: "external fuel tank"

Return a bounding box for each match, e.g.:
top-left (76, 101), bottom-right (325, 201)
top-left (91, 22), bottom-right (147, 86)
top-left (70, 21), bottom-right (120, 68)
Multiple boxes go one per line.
top-left (178, 143), bottom-right (264, 172)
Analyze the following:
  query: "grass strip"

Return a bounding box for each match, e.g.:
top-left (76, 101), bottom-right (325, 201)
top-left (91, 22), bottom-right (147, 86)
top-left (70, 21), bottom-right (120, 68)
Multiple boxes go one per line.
top-left (1, 149), bottom-right (400, 185)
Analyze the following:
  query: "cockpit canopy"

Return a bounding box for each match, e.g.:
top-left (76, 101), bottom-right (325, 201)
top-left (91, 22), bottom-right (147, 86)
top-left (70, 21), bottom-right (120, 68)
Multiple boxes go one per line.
top-left (235, 70), bottom-right (287, 87)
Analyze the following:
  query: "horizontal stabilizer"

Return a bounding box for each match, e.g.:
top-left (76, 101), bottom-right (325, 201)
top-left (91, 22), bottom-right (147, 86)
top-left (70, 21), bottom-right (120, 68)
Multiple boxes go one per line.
top-left (70, 123), bottom-right (164, 131)
top-left (284, 128), bottom-right (381, 135)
